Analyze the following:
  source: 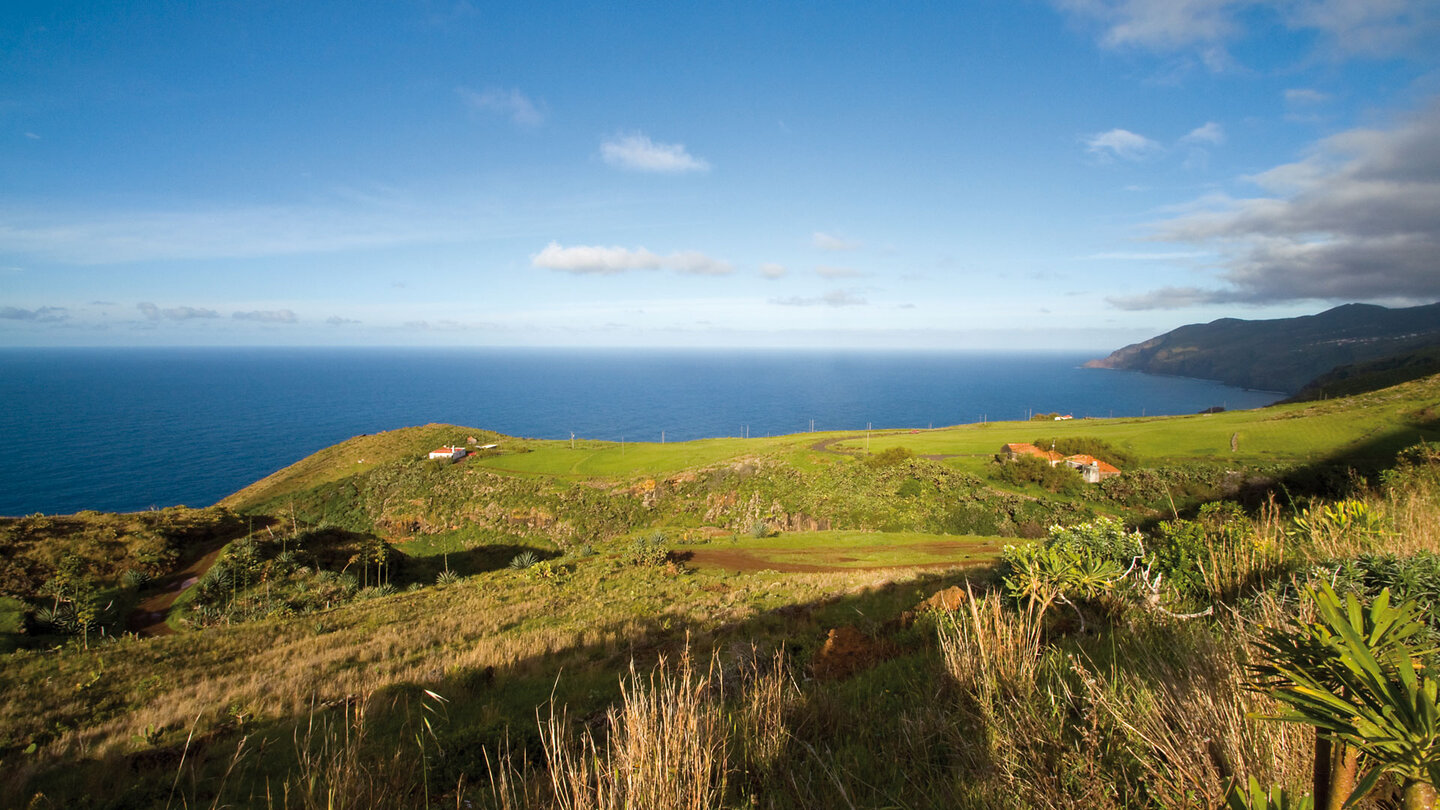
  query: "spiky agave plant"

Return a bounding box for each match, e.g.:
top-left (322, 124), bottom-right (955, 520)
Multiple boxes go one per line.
top-left (1252, 583), bottom-right (1440, 810)
top-left (509, 551), bottom-right (540, 570)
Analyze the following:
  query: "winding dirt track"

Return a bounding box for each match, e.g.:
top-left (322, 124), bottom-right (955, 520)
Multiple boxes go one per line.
top-left (126, 540), bottom-right (231, 637)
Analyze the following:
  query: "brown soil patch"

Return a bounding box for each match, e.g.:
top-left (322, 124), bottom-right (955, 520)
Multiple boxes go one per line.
top-left (915, 584), bottom-right (970, 612)
top-left (812, 626), bottom-right (893, 680)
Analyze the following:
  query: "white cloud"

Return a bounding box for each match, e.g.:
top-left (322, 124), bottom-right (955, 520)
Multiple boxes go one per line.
top-left (24, 132), bottom-right (40, 140)
top-left (1117, 100), bottom-right (1440, 308)
top-left (759, 263), bottom-right (787, 279)
top-left (812, 231), bottom-right (862, 251)
top-left (531, 242), bottom-right (732, 276)
top-left (457, 86), bottom-right (546, 127)
top-left (815, 265), bottom-right (863, 279)
top-left (600, 133), bottom-right (710, 173)
top-left (326, 316), bottom-right (362, 326)
top-left (1181, 121), bottom-right (1225, 145)
top-left (137, 302), bottom-right (219, 321)
top-left (1055, 0), bottom-right (1242, 51)
top-left (1085, 128), bottom-right (1163, 161)
top-left (771, 290), bottom-right (869, 307)
top-left (233, 309), bottom-right (298, 323)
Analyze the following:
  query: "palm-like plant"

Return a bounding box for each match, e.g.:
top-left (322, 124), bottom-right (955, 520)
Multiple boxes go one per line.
top-left (1252, 584), bottom-right (1440, 809)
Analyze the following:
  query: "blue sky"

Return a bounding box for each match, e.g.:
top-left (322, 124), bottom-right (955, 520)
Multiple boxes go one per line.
top-left (2, 0), bottom-right (1438, 349)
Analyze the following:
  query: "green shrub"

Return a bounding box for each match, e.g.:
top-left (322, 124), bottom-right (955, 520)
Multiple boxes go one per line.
top-left (628, 532), bottom-right (670, 566)
top-left (865, 446), bottom-right (914, 468)
top-left (509, 551), bottom-right (540, 570)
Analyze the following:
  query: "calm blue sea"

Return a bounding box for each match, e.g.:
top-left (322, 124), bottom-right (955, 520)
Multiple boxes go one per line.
top-left (0, 348), bottom-right (1280, 516)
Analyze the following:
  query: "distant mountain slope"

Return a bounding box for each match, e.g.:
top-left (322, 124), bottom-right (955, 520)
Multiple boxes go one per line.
top-left (1285, 345), bottom-right (1440, 403)
top-left (1086, 302), bottom-right (1440, 393)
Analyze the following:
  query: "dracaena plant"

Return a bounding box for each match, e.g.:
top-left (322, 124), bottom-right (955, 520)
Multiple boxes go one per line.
top-left (1252, 583), bottom-right (1440, 810)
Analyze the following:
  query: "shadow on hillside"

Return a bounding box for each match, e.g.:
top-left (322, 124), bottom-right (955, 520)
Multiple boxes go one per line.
top-left (45, 565), bottom-right (995, 809)
top-left (1130, 411), bottom-right (1440, 530)
top-left (400, 544), bottom-right (561, 584)
top-left (1266, 410), bottom-right (1440, 505)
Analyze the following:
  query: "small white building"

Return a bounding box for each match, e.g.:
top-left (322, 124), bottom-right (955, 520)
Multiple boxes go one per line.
top-left (428, 446), bottom-right (467, 460)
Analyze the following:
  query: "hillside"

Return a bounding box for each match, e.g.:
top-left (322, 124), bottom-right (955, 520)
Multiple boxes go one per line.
top-left (1285, 344), bottom-right (1440, 403)
top-left (3, 375), bottom-right (1440, 808)
top-left (1085, 301), bottom-right (1440, 393)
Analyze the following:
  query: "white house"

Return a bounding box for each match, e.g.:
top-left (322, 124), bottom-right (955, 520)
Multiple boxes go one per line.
top-left (428, 446), bottom-right (467, 460)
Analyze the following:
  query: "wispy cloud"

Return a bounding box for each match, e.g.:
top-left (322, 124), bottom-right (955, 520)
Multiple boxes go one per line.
top-left (457, 86), bottom-right (546, 127)
top-left (1181, 121), bottom-right (1225, 145)
top-left (812, 231), bottom-right (862, 251)
top-left (1085, 250), bottom-right (1211, 260)
top-left (532, 242), bottom-right (732, 275)
top-left (1054, 0), bottom-right (1439, 66)
top-left (600, 133), bottom-right (710, 173)
top-left (137, 302), bottom-right (219, 321)
top-left (0, 201), bottom-right (467, 265)
top-left (1285, 88), bottom-right (1331, 105)
top-left (771, 290), bottom-right (868, 307)
top-left (233, 309), bottom-right (298, 323)
top-left (1085, 128), bottom-right (1163, 161)
top-left (1114, 100), bottom-right (1440, 308)
top-left (759, 263), bottom-right (787, 279)
top-left (815, 265), bottom-right (863, 279)
top-left (326, 316), bottom-right (362, 326)
top-left (0, 305), bottom-right (68, 322)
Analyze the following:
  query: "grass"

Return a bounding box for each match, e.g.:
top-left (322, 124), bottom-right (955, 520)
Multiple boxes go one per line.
top-left (470, 435), bottom-right (796, 479)
top-left (0, 596), bottom-right (25, 653)
top-left (838, 373), bottom-right (1440, 471)
top-left (679, 529), bottom-right (1004, 570)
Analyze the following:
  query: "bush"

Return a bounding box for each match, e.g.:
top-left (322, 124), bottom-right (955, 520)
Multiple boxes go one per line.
top-left (509, 551), bottom-right (540, 570)
top-left (628, 532), bottom-right (669, 566)
top-left (1031, 436), bottom-right (1134, 468)
top-left (993, 455), bottom-right (1085, 494)
top-left (865, 446), bottom-right (914, 468)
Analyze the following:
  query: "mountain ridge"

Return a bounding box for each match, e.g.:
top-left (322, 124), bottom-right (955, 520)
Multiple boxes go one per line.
top-left (1086, 302), bottom-right (1440, 393)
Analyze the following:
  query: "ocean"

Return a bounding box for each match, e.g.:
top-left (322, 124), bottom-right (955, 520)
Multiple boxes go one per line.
top-left (0, 347), bottom-right (1281, 516)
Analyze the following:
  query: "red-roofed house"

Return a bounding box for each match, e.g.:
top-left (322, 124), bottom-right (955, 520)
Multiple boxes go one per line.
top-left (1063, 454), bottom-right (1121, 483)
top-left (1001, 443), bottom-right (1066, 463)
top-left (428, 446), bottom-right (467, 461)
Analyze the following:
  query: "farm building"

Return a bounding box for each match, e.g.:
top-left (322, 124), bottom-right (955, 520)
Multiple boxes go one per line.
top-left (1000, 443), bottom-right (1065, 463)
top-left (1061, 454), bottom-right (1121, 483)
top-left (428, 446), bottom-right (467, 460)
top-left (1000, 443), bottom-right (1121, 483)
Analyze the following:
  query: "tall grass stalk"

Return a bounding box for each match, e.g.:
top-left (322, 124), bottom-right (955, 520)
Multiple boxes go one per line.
top-left (542, 652), bottom-right (728, 810)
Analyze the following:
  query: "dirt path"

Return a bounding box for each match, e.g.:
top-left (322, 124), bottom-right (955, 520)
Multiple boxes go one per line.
top-left (126, 540), bottom-right (231, 637)
top-left (809, 431), bottom-right (962, 461)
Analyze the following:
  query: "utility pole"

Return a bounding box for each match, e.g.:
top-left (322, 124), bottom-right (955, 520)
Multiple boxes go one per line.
top-left (866, 422), bottom-right (871, 450)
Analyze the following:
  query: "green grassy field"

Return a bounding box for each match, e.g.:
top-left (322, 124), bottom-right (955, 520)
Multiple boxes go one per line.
top-left (834, 376), bottom-right (1440, 473)
top-left (678, 529), bottom-right (1003, 571)
top-left (469, 435), bottom-right (797, 479)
